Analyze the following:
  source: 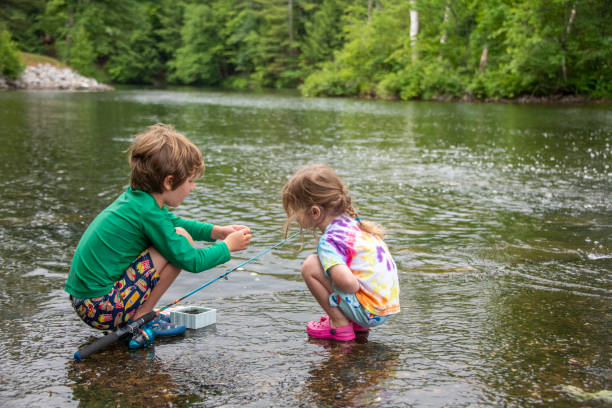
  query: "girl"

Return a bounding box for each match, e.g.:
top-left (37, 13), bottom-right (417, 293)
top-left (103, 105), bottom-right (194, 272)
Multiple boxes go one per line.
top-left (282, 164), bottom-right (400, 341)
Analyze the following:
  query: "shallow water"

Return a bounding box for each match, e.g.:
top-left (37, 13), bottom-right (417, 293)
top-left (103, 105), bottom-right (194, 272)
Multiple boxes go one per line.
top-left (0, 89), bottom-right (610, 407)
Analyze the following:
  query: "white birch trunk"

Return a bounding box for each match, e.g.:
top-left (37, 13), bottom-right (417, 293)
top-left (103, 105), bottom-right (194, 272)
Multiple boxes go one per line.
top-left (440, 3), bottom-right (450, 45)
top-left (438, 2), bottom-right (450, 61)
top-left (562, 2), bottom-right (577, 82)
top-left (288, 0), bottom-right (294, 44)
top-left (479, 46), bottom-right (488, 72)
top-left (567, 2), bottom-right (577, 34)
top-left (410, 0), bottom-right (419, 62)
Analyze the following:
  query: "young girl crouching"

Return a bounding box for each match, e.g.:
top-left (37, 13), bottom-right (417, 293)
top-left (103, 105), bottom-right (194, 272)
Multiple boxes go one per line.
top-left (282, 163), bottom-right (400, 341)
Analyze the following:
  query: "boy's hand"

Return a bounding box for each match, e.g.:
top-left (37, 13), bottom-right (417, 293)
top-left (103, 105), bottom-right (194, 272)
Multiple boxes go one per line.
top-left (212, 224), bottom-right (249, 240)
top-left (224, 227), bottom-right (252, 252)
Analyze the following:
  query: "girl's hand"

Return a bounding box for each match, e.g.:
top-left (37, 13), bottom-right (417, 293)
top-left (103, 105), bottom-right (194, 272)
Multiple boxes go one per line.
top-left (224, 227), bottom-right (252, 252)
top-left (212, 224), bottom-right (249, 240)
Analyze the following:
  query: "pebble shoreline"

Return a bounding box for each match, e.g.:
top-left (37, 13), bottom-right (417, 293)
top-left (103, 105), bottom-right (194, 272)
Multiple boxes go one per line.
top-left (0, 63), bottom-right (113, 91)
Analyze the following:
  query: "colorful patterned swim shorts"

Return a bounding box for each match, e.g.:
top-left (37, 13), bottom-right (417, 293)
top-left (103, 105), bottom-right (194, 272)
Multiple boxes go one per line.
top-left (70, 249), bottom-right (160, 330)
top-left (329, 286), bottom-right (388, 329)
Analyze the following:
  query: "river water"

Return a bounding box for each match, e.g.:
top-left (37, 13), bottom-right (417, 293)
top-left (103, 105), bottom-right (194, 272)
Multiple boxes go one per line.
top-left (0, 89), bottom-right (610, 407)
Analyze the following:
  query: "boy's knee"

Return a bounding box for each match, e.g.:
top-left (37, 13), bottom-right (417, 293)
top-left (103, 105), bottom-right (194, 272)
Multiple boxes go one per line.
top-left (175, 227), bottom-right (194, 245)
top-left (301, 254), bottom-right (322, 279)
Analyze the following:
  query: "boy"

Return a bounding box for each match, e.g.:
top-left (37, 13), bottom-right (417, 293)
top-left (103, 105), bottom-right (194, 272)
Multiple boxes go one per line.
top-left (65, 123), bottom-right (251, 346)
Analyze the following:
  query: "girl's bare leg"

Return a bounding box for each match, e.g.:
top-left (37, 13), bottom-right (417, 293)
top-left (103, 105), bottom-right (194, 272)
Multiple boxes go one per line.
top-left (132, 227), bottom-right (192, 320)
top-left (301, 254), bottom-right (350, 328)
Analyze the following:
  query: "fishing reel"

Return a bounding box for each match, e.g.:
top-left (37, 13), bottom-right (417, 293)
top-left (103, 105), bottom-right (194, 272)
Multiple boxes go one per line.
top-left (128, 326), bottom-right (155, 349)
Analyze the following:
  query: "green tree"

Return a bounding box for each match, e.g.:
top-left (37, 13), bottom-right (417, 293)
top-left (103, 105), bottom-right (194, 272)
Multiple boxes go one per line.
top-left (0, 29), bottom-right (25, 79)
top-left (466, 0), bottom-right (509, 98)
top-left (485, 0), bottom-right (609, 97)
top-left (302, 0), bottom-right (414, 97)
top-left (107, 1), bottom-right (164, 84)
top-left (171, 2), bottom-right (228, 84)
top-left (304, 0), bottom-right (611, 99)
top-left (248, 0), bottom-right (301, 88)
top-left (0, 0), bottom-right (46, 54)
top-left (299, 0), bottom-right (349, 72)
top-left (567, 0), bottom-right (611, 97)
top-left (3, 0), bottom-right (607, 97)
top-left (68, 25), bottom-right (96, 77)
top-left (223, 3), bottom-right (259, 87)
top-left (155, 0), bottom-right (186, 84)
top-left (41, 0), bottom-right (139, 78)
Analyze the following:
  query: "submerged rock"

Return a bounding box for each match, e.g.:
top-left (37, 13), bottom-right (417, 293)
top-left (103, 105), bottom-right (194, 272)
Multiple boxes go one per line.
top-left (561, 385), bottom-right (612, 403)
top-left (0, 63), bottom-right (113, 91)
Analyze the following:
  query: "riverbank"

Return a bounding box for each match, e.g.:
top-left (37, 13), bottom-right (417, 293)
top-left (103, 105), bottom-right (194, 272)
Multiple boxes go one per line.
top-left (0, 62), bottom-right (113, 91)
top-left (356, 90), bottom-right (609, 104)
top-left (1, 60), bottom-right (606, 104)
top-left (427, 93), bottom-right (610, 104)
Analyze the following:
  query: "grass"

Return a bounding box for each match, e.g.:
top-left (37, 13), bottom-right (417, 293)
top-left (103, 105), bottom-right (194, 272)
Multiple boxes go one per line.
top-left (20, 52), bottom-right (69, 69)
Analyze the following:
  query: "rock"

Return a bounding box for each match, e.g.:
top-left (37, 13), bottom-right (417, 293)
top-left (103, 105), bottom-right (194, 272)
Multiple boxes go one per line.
top-left (561, 385), bottom-right (612, 403)
top-left (0, 63), bottom-right (113, 91)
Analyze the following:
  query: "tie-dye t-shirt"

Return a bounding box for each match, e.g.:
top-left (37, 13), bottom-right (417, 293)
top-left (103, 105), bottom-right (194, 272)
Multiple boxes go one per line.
top-left (318, 215), bottom-right (400, 316)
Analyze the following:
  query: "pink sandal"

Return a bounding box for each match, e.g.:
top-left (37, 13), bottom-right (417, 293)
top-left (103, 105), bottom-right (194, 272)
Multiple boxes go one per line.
top-left (307, 319), bottom-right (355, 341)
top-left (319, 315), bottom-right (370, 333)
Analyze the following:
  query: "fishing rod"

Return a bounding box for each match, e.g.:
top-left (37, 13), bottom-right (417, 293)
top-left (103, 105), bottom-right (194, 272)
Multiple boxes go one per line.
top-left (74, 231), bottom-right (299, 361)
top-left (158, 230), bottom-right (300, 312)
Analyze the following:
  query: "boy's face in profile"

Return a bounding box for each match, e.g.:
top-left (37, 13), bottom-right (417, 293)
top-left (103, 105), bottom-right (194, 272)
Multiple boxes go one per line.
top-left (163, 176), bottom-right (196, 207)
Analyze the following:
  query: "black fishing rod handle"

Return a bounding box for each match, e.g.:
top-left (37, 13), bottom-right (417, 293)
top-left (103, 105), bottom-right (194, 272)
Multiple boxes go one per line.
top-left (73, 311), bottom-right (157, 361)
top-left (74, 331), bottom-right (121, 361)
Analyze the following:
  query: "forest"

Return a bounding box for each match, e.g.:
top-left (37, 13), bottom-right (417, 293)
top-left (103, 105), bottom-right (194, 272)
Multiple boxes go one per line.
top-left (1, 0), bottom-right (610, 100)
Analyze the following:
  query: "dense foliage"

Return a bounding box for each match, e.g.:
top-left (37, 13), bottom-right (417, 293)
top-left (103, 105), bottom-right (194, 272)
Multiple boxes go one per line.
top-left (0, 29), bottom-right (24, 78)
top-left (1, 0), bottom-right (609, 99)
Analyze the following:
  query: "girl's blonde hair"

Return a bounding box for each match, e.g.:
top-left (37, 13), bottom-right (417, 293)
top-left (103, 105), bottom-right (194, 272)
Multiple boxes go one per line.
top-left (127, 123), bottom-right (204, 193)
top-left (281, 163), bottom-right (385, 238)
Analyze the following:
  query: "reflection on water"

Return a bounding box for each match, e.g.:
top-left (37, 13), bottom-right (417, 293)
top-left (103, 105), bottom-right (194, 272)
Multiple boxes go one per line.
top-left (0, 90), bottom-right (610, 407)
top-left (68, 346), bottom-right (201, 407)
top-left (301, 336), bottom-right (402, 407)
top-left (483, 287), bottom-right (611, 406)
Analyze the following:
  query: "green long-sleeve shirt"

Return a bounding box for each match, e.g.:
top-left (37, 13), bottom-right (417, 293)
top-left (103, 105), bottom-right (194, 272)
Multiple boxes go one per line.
top-left (65, 187), bottom-right (230, 299)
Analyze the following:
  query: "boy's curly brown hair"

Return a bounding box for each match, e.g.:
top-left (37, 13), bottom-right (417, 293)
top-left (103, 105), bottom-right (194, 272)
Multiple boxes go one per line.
top-left (127, 123), bottom-right (204, 193)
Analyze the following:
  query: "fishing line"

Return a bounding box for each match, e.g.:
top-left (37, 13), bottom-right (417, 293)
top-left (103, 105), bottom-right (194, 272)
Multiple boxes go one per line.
top-left (157, 230), bottom-right (300, 312)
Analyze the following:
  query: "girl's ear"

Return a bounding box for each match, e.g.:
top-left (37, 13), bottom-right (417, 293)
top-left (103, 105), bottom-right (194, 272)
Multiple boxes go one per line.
top-left (162, 175), bottom-right (174, 192)
top-left (311, 205), bottom-right (321, 220)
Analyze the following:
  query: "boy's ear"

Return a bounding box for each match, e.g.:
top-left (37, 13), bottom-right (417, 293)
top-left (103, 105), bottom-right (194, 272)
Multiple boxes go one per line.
top-left (162, 175), bottom-right (174, 191)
